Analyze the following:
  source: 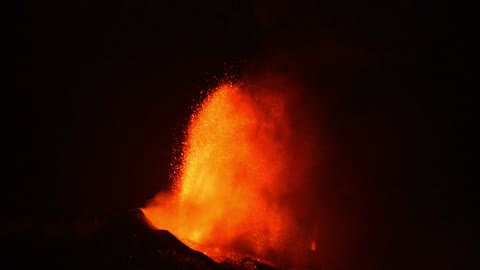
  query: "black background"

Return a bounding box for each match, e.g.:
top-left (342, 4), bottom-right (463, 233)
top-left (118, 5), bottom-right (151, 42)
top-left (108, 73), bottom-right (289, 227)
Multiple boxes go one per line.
top-left (11, 0), bottom-right (471, 269)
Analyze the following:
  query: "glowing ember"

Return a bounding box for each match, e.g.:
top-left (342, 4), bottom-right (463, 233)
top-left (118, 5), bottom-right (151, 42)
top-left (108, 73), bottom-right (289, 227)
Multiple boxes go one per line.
top-left (142, 81), bottom-right (317, 263)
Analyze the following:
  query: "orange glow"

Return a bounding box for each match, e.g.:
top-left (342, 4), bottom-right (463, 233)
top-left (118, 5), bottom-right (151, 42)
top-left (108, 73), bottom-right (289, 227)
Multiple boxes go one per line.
top-left (142, 81), bottom-right (318, 264)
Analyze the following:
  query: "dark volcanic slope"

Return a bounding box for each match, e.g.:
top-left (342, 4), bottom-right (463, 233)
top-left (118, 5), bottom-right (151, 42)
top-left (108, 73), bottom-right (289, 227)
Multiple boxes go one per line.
top-left (65, 209), bottom-right (277, 270)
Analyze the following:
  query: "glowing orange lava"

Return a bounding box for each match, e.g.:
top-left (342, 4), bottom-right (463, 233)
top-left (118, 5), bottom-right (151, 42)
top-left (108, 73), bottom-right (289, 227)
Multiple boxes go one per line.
top-left (142, 81), bottom-right (316, 263)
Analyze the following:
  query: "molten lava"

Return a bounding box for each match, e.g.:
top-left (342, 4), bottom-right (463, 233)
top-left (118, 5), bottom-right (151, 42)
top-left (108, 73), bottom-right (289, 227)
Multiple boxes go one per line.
top-left (142, 81), bottom-right (317, 263)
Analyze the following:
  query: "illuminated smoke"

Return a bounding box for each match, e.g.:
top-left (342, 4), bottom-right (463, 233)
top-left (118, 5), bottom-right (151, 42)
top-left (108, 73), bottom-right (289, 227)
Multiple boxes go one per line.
top-left (142, 80), bottom-right (318, 264)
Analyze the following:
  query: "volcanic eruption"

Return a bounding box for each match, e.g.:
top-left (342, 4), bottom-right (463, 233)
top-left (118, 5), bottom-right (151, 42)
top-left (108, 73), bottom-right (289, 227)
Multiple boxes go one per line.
top-left (142, 79), bottom-right (319, 267)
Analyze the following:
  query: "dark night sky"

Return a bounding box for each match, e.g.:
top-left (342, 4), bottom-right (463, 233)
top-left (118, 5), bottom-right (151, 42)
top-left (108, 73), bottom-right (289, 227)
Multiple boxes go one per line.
top-left (11, 0), bottom-right (471, 269)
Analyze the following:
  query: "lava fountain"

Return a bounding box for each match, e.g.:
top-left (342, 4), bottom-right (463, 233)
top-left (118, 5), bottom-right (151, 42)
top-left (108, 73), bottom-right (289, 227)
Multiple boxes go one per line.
top-left (142, 80), bottom-right (318, 264)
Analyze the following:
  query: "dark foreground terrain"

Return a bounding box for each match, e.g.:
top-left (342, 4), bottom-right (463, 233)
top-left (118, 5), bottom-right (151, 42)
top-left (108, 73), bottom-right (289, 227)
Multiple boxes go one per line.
top-left (5, 209), bottom-right (283, 270)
